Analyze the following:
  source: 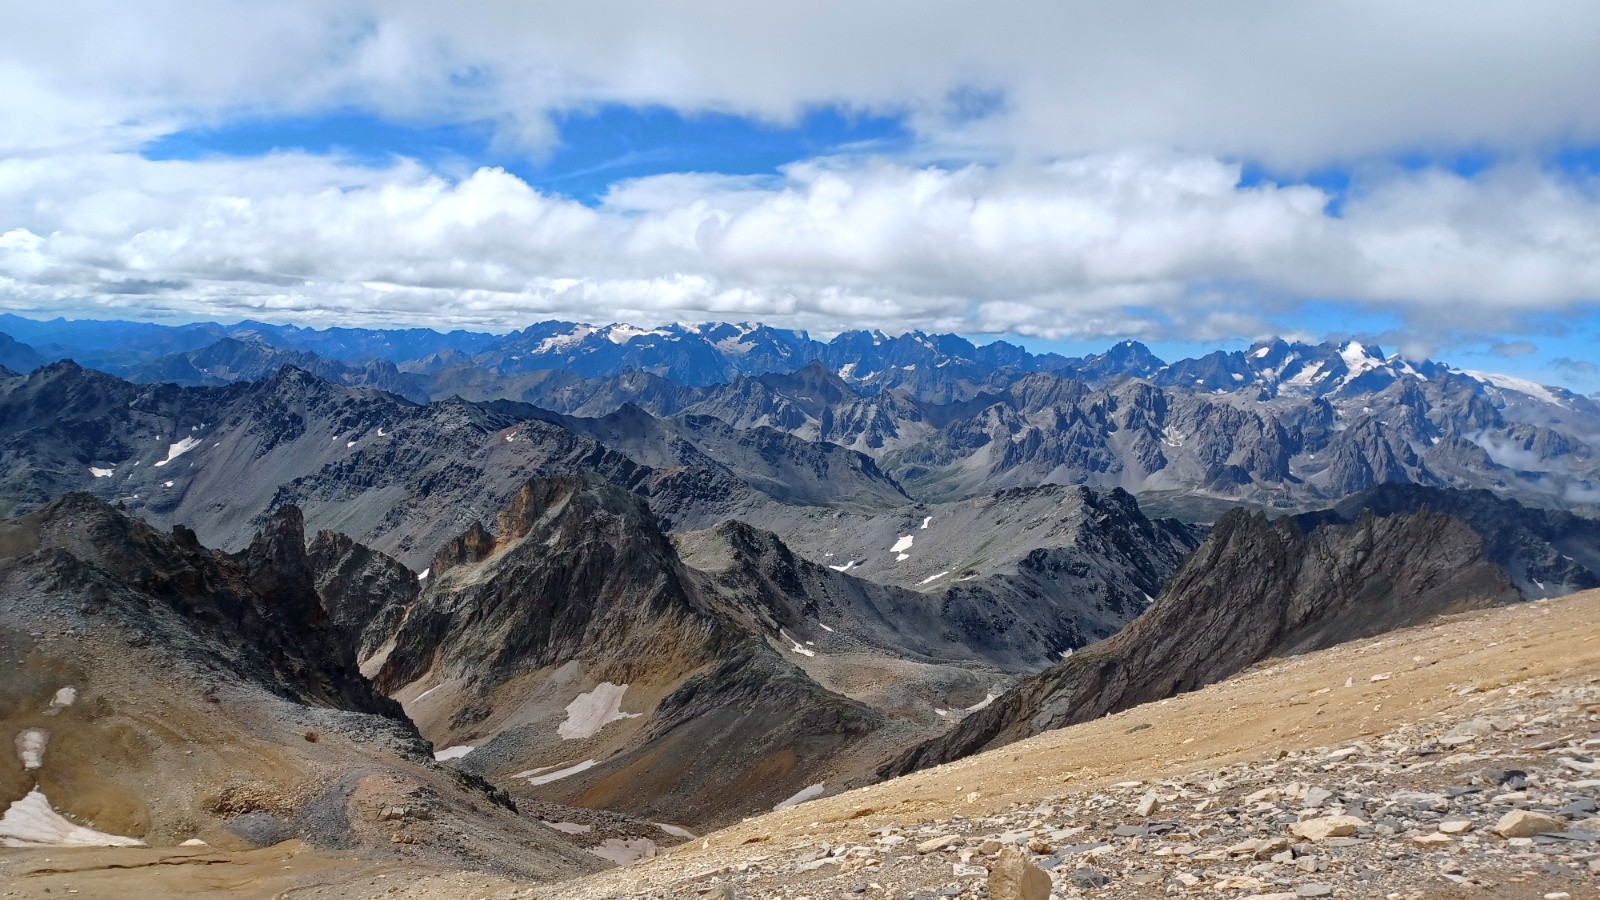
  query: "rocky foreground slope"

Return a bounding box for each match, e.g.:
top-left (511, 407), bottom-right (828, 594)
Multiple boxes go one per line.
top-left (537, 590), bottom-right (1600, 900)
top-left (7, 587), bottom-right (1595, 899)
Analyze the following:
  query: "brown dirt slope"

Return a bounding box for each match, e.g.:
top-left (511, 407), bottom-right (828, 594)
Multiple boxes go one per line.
top-left (5, 589), bottom-right (1598, 899)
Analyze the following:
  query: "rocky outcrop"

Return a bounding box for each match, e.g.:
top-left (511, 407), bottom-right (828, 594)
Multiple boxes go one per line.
top-left (883, 503), bottom-right (1519, 777)
top-left (308, 529), bottom-right (419, 660)
top-left (0, 494), bottom-right (614, 879)
top-left (374, 474), bottom-right (883, 827)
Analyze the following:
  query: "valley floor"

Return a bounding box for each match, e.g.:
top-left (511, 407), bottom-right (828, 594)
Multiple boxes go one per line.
top-left (6, 590), bottom-right (1600, 899)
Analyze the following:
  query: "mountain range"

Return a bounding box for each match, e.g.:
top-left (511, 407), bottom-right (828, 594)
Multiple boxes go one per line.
top-left (4, 312), bottom-right (1600, 891)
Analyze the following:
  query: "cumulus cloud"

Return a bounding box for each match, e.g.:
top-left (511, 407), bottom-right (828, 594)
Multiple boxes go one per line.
top-left (4, 2), bottom-right (1600, 340)
top-left (4, 149), bottom-right (1600, 337)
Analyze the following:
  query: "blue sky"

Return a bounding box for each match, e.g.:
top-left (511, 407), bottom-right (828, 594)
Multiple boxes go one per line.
top-left (142, 105), bottom-right (915, 204)
top-left (3, 3), bottom-right (1600, 392)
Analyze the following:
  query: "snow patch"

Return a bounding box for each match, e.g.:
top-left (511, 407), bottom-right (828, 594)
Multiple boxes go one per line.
top-left (827, 560), bottom-right (858, 572)
top-left (656, 822), bottom-right (696, 840)
top-left (536, 324), bottom-right (597, 353)
top-left (1339, 341), bottom-right (1381, 377)
top-left (818, 622), bottom-right (834, 633)
top-left (15, 729), bottom-right (47, 769)
top-left (964, 692), bottom-right (999, 713)
top-left (919, 570), bottom-right (950, 585)
top-left (920, 516), bottom-right (932, 530)
top-left (417, 568), bottom-right (430, 581)
top-left (1251, 345), bottom-right (1272, 359)
top-left (433, 745), bottom-right (475, 762)
top-left (526, 759), bottom-right (597, 785)
top-left (773, 783), bottom-right (826, 811)
top-left (604, 324), bottom-right (670, 345)
top-left (890, 534), bottom-right (914, 553)
top-left (1464, 370), bottom-right (1564, 406)
top-left (152, 436), bottom-right (202, 467)
top-left (44, 687), bottom-right (75, 716)
top-left (781, 631), bottom-right (816, 657)
top-left (896, 553), bottom-right (910, 562)
top-left (542, 821), bottom-right (592, 834)
top-left (558, 682), bottom-right (641, 740)
top-left (588, 836), bottom-right (659, 865)
top-left (88, 467), bottom-right (113, 478)
top-left (0, 790), bottom-right (145, 848)
top-left (346, 440), bottom-right (357, 448)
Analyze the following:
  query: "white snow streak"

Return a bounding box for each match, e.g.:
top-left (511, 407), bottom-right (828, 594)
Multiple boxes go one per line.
top-left (964, 692), bottom-right (1000, 713)
top-left (88, 467), bottom-right (113, 478)
top-left (1464, 370), bottom-right (1564, 406)
top-left (827, 560), bottom-right (858, 572)
top-left (152, 436), bottom-right (201, 467)
top-left (656, 822), bottom-right (697, 839)
top-left (919, 570), bottom-right (950, 585)
top-left (920, 516), bottom-right (932, 529)
top-left (773, 783), bottom-right (826, 811)
top-left (526, 759), bottom-right (598, 785)
top-left (433, 745), bottom-right (475, 761)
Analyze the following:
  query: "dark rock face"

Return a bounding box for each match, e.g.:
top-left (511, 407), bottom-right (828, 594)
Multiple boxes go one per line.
top-left (375, 475), bottom-right (726, 694)
top-left (308, 529), bottom-right (420, 660)
top-left (0, 493), bottom-right (403, 718)
top-left (1314, 484), bottom-right (1600, 597)
top-left (883, 499), bottom-right (1520, 777)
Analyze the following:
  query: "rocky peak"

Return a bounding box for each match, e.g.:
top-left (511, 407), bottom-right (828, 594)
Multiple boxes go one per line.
top-left (884, 497), bottom-right (1520, 777)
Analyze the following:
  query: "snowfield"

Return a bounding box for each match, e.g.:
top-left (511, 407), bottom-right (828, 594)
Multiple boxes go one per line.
top-left (558, 682), bottom-right (641, 740)
top-left (0, 790), bottom-right (145, 848)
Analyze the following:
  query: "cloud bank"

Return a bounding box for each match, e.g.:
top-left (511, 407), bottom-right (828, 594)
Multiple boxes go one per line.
top-left (1, 2), bottom-right (1599, 344)
top-left (4, 149), bottom-right (1600, 338)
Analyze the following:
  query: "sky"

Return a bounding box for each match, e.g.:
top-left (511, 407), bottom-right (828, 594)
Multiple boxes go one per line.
top-left (2, 2), bottom-right (1599, 389)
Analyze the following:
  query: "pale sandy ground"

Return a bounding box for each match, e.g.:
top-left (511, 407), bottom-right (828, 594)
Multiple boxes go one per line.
top-left (4, 589), bottom-right (1598, 899)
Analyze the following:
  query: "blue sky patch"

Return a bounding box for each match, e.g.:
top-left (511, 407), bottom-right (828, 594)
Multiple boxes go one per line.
top-left (141, 104), bottom-right (914, 203)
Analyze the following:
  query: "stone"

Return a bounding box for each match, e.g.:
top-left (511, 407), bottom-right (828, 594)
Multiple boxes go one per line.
top-left (1412, 833), bottom-right (1454, 848)
top-left (988, 846), bottom-right (1052, 900)
top-left (1296, 884), bottom-right (1334, 898)
top-left (1493, 809), bottom-right (1565, 838)
top-left (917, 835), bottom-right (962, 853)
top-left (1288, 815), bottom-right (1367, 842)
top-left (1303, 787), bottom-right (1333, 808)
top-left (1136, 790), bottom-right (1161, 817)
top-left (1067, 868), bottom-right (1110, 889)
top-left (1439, 820), bottom-right (1474, 834)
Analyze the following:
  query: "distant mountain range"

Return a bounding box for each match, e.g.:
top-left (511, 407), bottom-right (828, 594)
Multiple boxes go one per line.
top-left (6, 311), bottom-right (1600, 856)
top-left (3, 313), bottom-right (1597, 518)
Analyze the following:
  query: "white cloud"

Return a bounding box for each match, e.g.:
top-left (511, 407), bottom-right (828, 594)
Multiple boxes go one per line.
top-left (4, 3), bottom-right (1600, 339)
top-left (6, 2), bottom-right (1600, 166)
top-left (4, 148), bottom-right (1600, 338)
